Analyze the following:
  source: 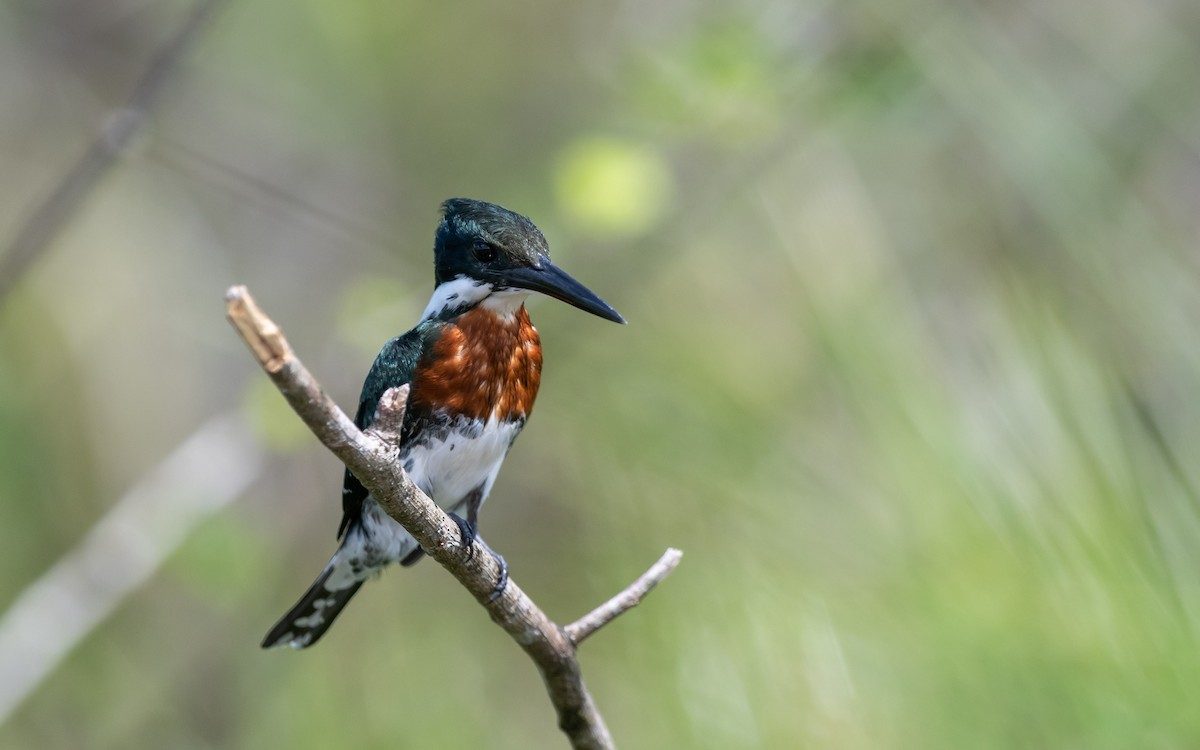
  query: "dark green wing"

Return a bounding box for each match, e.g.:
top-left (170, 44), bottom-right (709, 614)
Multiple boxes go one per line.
top-left (337, 323), bottom-right (438, 539)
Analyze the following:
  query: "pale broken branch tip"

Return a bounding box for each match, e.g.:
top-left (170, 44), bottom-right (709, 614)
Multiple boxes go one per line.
top-left (226, 285), bottom-right (292, 373)
top-left (367, 385), bottom-right (411, 440)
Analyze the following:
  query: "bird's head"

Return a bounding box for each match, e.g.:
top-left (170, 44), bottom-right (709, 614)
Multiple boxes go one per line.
top-left (426, 198), bottom-right (625, 324)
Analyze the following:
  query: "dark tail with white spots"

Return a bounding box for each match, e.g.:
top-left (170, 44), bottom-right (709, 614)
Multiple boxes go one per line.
top-left (261, 555), bottom-right (363, 649)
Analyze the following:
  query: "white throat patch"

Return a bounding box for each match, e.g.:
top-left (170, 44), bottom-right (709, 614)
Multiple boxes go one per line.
top-left (480, 288), bottom-right (531, 321)
top-left (422, 276), bottom-right (493, 321)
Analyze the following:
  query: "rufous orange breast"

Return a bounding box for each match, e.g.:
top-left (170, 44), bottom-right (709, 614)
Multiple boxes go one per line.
top-left (409, 304), bottom-right (542, 424)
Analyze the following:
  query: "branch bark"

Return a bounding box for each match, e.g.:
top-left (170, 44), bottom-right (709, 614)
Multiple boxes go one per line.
top-left (225, 285), bottom-right (680, 750)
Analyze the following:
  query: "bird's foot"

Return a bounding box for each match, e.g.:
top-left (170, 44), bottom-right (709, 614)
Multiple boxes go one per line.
top-left (475, 535), bottom-right (508, 600)
top-left (477, 538), bottom-right (508, 602)
top-left (448, 512), bottom-right (478, 560)
top-left (447, 512), bottom-right (507, 600)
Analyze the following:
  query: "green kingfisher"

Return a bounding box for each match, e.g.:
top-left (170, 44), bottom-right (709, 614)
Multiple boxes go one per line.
top-left (262, 198), bottom-right (624, 649)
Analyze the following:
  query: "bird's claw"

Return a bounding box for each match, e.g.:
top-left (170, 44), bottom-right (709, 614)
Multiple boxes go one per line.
top-left (486, 551), bottom-right (508, 603)
top-left (448, 512), bottom-right (507, 601)
top-left (449, 512), bottom-right (478, 560)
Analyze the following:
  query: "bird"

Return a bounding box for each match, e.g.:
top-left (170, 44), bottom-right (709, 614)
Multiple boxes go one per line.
top-left (261, 198), bottom-right (624, 649)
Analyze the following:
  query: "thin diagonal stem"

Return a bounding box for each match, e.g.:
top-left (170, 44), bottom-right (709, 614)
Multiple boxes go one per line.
top-left (565, 549), bottom-right (683, 646)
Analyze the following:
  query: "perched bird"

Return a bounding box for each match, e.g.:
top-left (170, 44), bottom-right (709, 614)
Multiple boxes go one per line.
top-left (262, 198), bottom-right (624, 649)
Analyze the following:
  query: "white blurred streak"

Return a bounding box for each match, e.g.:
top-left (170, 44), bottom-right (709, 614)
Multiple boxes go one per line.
top-left (677, 626), bottom-right (763, 747)
top-left (0, 413), bottom-right (262, 725)
top-left (800, 597), bottom-right (858, 724)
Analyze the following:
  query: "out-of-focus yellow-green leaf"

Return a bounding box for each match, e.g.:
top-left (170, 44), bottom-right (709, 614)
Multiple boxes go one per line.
top-left (553, 135), bottom-right (673, 238)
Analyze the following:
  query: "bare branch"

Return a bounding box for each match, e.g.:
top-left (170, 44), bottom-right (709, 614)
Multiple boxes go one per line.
top-left (564, 549), bottom-right (683, 647)
top-left (227, 286), bottom-right (680, 749)
top-left (226, 286), bottom-right (363, 457)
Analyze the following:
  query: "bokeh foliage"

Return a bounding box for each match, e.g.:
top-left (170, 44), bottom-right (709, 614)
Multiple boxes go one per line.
top-left (2, 0), bottom-right (1200, 747)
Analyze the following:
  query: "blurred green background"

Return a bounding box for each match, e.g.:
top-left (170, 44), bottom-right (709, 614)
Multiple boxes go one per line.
top-left (2, 0), bottom-right (1200, 747)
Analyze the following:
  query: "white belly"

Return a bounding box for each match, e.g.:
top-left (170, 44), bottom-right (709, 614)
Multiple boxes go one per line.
top-left (335, 416), bottom-right (521, 581)
top-left (405, 416), bottom-right (522, 507)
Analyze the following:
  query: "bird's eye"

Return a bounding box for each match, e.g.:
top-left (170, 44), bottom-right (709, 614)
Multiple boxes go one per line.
top-left (472, 241), bottom-right (496, 263)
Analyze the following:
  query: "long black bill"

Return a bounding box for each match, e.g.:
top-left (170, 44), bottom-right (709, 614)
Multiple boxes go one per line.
top-left (502, 259), bottom-right (625, 324)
